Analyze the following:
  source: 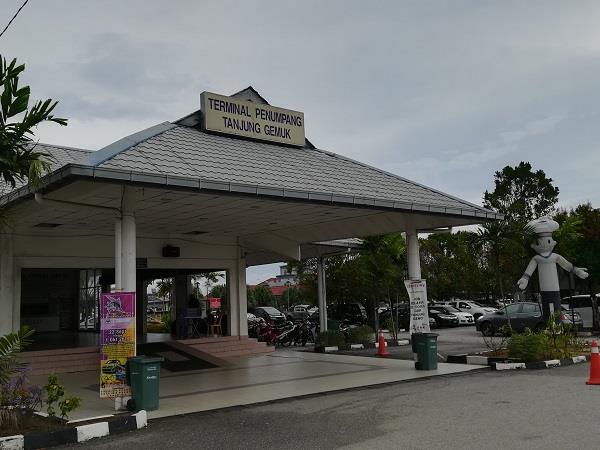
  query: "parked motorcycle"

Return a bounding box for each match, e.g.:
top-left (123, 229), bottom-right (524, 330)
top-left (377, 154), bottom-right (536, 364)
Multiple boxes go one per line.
top-left (259, 319), bottom-right (293, 345)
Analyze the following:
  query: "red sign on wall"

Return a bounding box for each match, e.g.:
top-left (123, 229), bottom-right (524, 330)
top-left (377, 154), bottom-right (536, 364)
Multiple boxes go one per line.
top-left (208, 297), bottom-right (221, 309)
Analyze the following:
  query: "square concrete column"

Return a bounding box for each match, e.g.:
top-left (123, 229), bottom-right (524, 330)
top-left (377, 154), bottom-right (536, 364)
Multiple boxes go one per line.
top-left (228, 249), bottom-right (248, 337)
top-left (406, 229), bottom-right (422, 280)
top-left (317, 257), bottom-right (328, 332)
top-left (121, 187), bottom-right (136, 292)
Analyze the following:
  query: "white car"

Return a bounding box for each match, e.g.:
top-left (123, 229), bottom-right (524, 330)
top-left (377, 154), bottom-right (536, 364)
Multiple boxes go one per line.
top-left (442, 300), bottom-right (497, 321)
top-left (432, 304), bottom-right (475, 325)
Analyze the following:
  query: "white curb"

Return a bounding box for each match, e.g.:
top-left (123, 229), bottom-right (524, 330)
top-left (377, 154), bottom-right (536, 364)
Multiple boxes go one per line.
top-left (350, 344), bottom-right (364, 349)
top-left (397, 339), bottom-right (410, 346)
top-left (573, 355), bottom-right (587, 364)
top-left (324, 346), bottom-right (339, 352)
top-left (0, 434), bottom-right (24, 450)
top-left (77, 422), bottom-right (110, 442)
top-left (134, 410), bottom-right (148, 429)
top-left (466, 356), bottom-right (489, 366)
top-left (545, 359), bottom-right (561, 368)
top-left (495, 362), bottom-right (526, 370)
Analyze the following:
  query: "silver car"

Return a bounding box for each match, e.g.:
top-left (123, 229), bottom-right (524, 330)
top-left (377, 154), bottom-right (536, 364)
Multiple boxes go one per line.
top-left (442, 300), bottom-right (497, 321)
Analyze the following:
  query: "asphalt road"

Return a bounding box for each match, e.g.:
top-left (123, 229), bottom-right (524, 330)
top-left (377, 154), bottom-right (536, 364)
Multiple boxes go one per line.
top-left (58, 363), bottom-right (599, 450)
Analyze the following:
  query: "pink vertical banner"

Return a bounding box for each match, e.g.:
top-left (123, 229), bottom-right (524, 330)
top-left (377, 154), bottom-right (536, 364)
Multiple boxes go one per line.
top-left (99, 292), bottom-right (136, 398)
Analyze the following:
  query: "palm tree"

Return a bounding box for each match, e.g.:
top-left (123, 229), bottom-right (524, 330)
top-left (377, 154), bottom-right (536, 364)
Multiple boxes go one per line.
top-left (0, 55), bottom-right (67, 189)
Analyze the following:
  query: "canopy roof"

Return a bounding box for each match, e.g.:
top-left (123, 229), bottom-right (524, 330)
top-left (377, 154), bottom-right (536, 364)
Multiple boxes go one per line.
top-left (0, 88), bottom-right (500, 264)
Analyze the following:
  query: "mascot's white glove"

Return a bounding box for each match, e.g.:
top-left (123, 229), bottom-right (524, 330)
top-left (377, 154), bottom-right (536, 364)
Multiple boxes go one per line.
top-left (574, 267), bottom-right (589, 280)
top-left (517, 277), bottom-right (529, 290)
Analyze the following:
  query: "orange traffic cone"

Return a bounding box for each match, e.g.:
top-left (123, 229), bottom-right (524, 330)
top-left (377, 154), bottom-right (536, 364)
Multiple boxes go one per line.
top-left (376, 329), bottom-right (390, 358)
top-left (586, 340), bottom-right (600, 385)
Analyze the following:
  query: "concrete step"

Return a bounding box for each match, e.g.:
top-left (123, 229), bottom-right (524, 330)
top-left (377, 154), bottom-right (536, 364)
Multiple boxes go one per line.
top-left (19, 347), bottom-right (100, 375)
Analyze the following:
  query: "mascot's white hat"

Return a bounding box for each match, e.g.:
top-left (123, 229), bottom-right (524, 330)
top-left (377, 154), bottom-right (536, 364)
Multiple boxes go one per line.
top-left (526, 216), bottom-right (559, 237)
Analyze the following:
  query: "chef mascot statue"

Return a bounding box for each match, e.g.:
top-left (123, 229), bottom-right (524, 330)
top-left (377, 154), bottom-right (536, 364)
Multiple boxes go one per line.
top-left (517, 216), bottom-right (588, 322)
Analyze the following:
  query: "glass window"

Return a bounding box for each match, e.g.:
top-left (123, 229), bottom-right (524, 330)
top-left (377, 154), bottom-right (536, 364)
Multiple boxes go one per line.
top-left (505, 304), bottom-right (521, 315)
top-left (521, 303), bottom-right (540, 314)
top-left (79, 269), bottom-right (102, 331)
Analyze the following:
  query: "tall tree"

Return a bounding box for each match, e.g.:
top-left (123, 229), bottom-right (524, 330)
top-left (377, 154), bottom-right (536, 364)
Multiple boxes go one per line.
top-left (0, 55), bottom-right (67, 187)
top-left (483, 162), bottom-right (559, 224)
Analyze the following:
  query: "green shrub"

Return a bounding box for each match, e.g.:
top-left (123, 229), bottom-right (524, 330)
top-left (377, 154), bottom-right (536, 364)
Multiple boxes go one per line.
top-left (348, 325), bottom-right (376, 344)
top-left (318, 330), bottom-right (345, 347)
top-left (507, 331), bottom-right (549, 362)
top-left (44, 373), bottom-right (81, 420)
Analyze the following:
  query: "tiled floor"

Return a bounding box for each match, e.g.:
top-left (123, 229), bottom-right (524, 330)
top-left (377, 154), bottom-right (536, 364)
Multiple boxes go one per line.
top-left (31, 351), bottom-right (482, 421)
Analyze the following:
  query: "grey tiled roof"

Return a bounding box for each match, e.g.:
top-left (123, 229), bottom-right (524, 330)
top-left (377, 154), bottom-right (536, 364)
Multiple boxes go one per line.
top-left (97, 125), bottom-right (488, 213)
top-left (0, 144), bottom-right (91, 195)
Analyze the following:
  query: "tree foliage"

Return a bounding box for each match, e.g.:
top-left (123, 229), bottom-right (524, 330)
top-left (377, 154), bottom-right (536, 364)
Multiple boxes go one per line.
top-left (483, 162), bottom-right (559, 223)
top-left (0, 55), bottom-right (67, 188)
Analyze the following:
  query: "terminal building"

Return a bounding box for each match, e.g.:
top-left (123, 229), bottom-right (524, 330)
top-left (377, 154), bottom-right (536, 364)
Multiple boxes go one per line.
top-left (0, 87), bottom-right (500, 371)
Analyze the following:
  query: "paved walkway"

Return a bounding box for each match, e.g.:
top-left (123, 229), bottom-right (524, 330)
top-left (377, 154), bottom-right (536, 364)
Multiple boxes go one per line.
top-left (32, 351), bottom-right (482, 421)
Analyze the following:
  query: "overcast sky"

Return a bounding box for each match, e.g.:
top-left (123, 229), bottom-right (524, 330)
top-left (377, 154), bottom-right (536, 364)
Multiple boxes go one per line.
top-left (2, 1), bottom-right (599, 283)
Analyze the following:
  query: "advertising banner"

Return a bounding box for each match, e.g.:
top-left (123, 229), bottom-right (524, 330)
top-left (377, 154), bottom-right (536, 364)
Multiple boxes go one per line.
top-left (405, 279), bottom-right (431, 335)
top-left (99, 292), bottom-right (136, 398)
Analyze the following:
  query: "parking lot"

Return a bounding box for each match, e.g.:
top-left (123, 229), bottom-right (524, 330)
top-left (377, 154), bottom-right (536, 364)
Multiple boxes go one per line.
top-left (273, 324), bottom-right (489, 361)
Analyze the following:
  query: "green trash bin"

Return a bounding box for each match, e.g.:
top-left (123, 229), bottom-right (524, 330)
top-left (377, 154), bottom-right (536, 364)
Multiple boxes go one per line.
top-left (128, 355), bottom-right (164, 411)
top-left (411, 333), bottom-right (439, 370)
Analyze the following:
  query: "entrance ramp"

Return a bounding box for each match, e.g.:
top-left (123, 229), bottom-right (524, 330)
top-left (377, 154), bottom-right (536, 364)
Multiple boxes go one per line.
top-left (177, 336), bottom-right (273, 360)
top-left (138, 341), bottom-right (228, 372)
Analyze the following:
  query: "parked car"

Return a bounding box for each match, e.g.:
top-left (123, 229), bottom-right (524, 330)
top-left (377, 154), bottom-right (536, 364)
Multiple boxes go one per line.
top-left (432, 304), bottom-right (474, 325)
top-left (561, 294), bottom-right (599, 328)
top-left (379, 304), bottom-right (410, 329)
top-left (559, 305), bottom-right (583, 328)
top-left (380, 305), bottom-right (439, 330)
top-left (328, 303), bottom-right (367, 325)
top-left (440, 300), bottom-right (497, 321)
top-left (428, 306), bottom-right (459, 327)
top-left (285, 304), bottom-right (313, 322)
top-left (253, 306), bottom-right (286, 325)
top-left (247, 313), bottom-right (262, 338)
top-left (476, 302), bottom-right (545, 336)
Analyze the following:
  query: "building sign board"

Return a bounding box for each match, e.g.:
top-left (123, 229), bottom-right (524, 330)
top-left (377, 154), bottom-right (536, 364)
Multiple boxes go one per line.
top-left (99, 292), bottom-right (136, 398)
top-left (405, 279), bottom-right (431, 335)
top-left (201, 91), bottom-right (305, 146)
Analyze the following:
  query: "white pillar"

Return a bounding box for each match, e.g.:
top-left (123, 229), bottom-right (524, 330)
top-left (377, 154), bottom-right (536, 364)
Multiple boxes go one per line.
top-left (121, 188), bottom-right (136, 292)
top-left (115, 219), bottom-right (122, 290)
top-left (0, 234), bottom-right (14, 334)
top-left (229, 249), bottom-right (248, 337)
top-left (238, 253), bottom-right (248, 337)
top-left (406, 229), bottom-right (421, 280)
top-left (317, 257), bottom-right (328, 332)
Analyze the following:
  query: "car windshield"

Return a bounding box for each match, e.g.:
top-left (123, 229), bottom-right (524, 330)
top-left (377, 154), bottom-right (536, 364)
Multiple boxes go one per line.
top-left (443, 306), bottom-right (461, 312)
top-left (469, 301), bottom-right (483, 307)
top-left (260, 307), bottom-right (282, 315)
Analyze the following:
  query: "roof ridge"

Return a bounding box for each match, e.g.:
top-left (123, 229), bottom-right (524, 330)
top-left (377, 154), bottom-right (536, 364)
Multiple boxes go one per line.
top-left (36, 143), bottom-right (92, 153)
top-left (85, 122), bottom-right (176, 167)
top-left (308, 146), bottom-right (492, 213)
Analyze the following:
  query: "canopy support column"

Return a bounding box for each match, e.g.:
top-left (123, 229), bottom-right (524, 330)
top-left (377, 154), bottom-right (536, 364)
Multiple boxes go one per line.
top-left (121, 187), bottom-right (136, 292)
top-left (406, 229), bottom-right (422, 280)
top-left (317, 257), bottom-right (327, 332)
top-left (229, 248), bottom-right (248, 337)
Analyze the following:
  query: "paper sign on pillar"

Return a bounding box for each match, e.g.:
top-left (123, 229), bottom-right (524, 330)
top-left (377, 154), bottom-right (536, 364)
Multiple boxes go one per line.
top-left (405, 279), bottom-right (431, 334)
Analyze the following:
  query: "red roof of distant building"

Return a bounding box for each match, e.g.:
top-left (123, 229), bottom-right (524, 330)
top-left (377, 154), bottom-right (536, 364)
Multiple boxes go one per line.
top-left (270, 285), bottom-right (288, 297)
